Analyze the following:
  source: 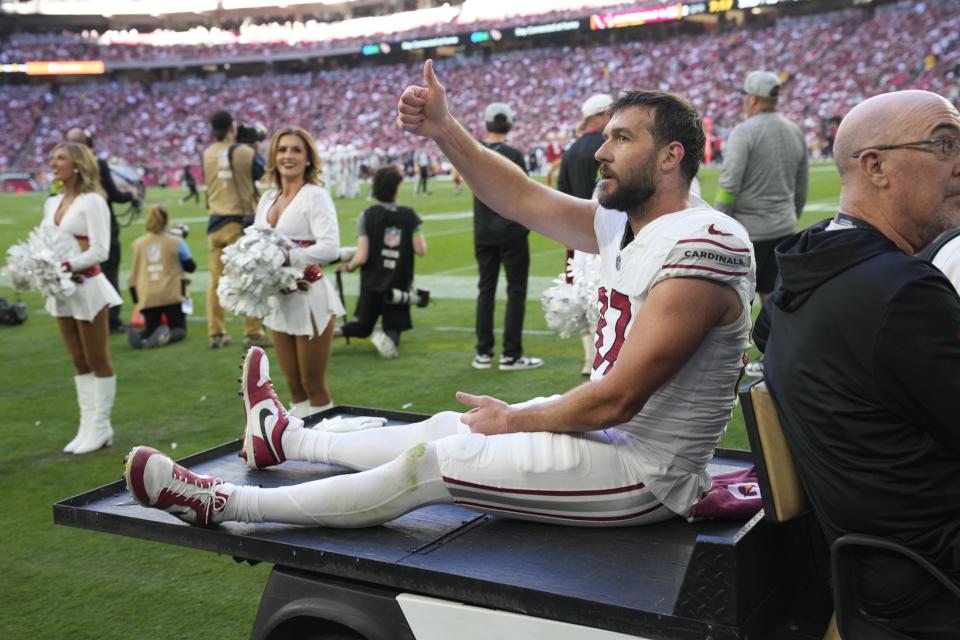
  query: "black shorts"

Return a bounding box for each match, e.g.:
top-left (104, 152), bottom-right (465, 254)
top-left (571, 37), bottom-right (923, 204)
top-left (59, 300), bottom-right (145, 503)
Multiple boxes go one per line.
top-left (753, 235), bottom-right (791, 295)
top-left (355, 288), bottom-right (412, 333)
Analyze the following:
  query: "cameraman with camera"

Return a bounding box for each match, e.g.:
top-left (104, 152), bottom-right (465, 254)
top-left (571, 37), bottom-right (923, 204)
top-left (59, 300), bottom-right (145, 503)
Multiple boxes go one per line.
top-left (336, 165), bottom-right (427, 359)
top-left (202, 110), bottom-right (270, 349)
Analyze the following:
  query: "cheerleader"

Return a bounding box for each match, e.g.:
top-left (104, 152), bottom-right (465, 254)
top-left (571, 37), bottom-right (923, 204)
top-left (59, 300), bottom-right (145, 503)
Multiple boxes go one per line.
top-left (44, 142), bottom-right (122, 455)
top-left (254, 127), bottom-right (343, 418)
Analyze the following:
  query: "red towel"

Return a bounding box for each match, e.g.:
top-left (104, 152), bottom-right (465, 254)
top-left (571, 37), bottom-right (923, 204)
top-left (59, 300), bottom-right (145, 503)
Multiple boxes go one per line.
top-left (688, 466), bottom-right (762, 521)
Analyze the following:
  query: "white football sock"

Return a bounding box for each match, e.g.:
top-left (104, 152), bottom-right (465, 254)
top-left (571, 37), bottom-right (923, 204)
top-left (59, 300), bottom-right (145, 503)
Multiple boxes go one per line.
top-left (281, 410), bottom-right (464, 471)
top-left (224, 442), bottom-right (451, 526)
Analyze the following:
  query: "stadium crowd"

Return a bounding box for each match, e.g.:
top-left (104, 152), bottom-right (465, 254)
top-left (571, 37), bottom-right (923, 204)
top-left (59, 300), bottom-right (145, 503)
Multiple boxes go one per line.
top-left (3, 0), bottom-right (958, 179)
top-left (0, 85), bottom-right (51, 172)
top-left (0, 0), bottom-right (639, 64)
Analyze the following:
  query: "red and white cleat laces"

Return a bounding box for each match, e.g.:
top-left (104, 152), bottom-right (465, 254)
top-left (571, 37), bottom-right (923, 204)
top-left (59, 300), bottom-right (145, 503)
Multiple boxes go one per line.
top-left (124, 446), bottom-right (230, 526)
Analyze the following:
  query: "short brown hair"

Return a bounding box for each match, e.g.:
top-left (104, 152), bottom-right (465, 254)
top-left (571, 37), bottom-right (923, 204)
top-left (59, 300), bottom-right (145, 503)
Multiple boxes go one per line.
top-left (609, 91), bottom-right (705, 184)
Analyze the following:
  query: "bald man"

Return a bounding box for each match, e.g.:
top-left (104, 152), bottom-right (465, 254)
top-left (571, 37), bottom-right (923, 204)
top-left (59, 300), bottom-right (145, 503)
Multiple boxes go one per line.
top-left (754, 90), bottom-right (960, 638)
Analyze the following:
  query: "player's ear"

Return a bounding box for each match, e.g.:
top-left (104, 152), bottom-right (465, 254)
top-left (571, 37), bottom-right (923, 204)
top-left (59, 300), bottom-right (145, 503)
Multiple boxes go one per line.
top-left (660, 141), bottom-right (685, 173)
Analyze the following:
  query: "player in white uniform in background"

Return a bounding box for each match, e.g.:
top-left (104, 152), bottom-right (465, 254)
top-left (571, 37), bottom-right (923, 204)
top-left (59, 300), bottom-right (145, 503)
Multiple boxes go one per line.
top-left (344, 144), bottom-right (362, 199)
top-left (123, 61), bottom-right (756, 529)
top-left (331, 144), bottom-right (361, 199)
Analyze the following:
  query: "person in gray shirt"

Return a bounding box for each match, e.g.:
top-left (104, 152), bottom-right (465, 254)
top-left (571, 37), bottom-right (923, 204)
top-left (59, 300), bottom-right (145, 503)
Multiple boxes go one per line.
top-left (715, 71), bottom-right (807, 377)
top-left (715, 71), bottom-right (808, 304)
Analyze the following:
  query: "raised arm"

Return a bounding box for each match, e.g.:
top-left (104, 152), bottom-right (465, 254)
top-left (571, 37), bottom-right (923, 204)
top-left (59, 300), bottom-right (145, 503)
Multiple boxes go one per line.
top-left (99, 159), bottom-right (134, 205)
top-left (397, 60), bottom-right (599, 253)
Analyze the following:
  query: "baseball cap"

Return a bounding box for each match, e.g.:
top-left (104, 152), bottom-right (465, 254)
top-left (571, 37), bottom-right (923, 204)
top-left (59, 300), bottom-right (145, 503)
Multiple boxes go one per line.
top-left (741, 71), bottom-right (781, 99)
top-left (581, 93), bottom-right (614, 120)
top-left (484, 102), bottom-right (514, 124)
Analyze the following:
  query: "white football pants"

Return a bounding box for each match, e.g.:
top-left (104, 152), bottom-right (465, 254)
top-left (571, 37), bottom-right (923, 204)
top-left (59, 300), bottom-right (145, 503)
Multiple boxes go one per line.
top-left (225, 409), bottom-right (673, 528)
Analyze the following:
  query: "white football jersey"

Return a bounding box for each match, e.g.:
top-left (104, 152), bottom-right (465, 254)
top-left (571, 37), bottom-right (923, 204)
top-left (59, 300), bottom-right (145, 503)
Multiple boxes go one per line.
top-left (591, 194), bottom-right (757, 514)
top-left (932, 235), bottom-right (960, 292)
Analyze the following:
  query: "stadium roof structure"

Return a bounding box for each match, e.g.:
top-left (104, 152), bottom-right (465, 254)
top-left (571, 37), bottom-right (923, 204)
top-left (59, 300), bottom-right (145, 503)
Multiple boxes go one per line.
top-left (0, 0), bottom-right (401, 32)
top-left (0, 0), bottom-right (365, 15)
top-left (0, 0), bottom-right (642, 18)
top-left (0, 0), bottom-right (655, 50)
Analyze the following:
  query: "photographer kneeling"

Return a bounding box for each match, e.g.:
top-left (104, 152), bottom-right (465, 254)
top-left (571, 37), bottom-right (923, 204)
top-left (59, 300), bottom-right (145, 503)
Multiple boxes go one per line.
top-left (127, 206), bottom-right (195, 348)
top-left (336, 165), bottom-right (427, 359)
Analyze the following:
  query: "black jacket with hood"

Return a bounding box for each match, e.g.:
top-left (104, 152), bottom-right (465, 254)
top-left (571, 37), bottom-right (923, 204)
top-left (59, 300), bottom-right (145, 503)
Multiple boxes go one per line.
top-left (754, 219), bottom-right (960, 586)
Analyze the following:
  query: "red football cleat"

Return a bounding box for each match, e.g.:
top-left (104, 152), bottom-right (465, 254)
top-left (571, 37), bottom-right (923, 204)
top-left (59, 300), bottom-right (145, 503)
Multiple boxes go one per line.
top-left (123, 446), bottom-right (229, 526)
top-left (240, 346), bottom-right (292, 469)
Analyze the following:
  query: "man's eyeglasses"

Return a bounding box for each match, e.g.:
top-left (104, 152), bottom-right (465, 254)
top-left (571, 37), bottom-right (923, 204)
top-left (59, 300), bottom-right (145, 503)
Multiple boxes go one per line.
top-left (850, 137), bottom-right (960, 159)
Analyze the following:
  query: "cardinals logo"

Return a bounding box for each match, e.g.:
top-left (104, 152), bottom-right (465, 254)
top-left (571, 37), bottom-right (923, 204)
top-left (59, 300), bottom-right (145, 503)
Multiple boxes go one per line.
top-left (728, 482), bottom-right (760, 500)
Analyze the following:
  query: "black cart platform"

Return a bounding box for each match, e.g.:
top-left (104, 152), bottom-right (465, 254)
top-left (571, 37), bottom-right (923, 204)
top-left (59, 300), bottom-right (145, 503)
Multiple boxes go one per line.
top-left (54, 407), bottom-right (826, 640)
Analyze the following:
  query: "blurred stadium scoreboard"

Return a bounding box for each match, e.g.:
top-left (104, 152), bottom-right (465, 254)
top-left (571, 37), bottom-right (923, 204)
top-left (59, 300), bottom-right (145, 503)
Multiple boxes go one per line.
top-left (1, 60), bottom-right (105, 75)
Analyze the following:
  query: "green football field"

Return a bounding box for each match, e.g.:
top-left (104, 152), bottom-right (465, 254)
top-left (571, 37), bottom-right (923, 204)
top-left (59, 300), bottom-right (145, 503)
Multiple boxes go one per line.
top-left (0, 164), bottom-right (841, 638)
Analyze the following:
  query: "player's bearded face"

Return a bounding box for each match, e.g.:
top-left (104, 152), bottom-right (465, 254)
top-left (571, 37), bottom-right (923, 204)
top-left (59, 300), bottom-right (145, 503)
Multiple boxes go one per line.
top-left (597, 152), bottom-right (658, 213)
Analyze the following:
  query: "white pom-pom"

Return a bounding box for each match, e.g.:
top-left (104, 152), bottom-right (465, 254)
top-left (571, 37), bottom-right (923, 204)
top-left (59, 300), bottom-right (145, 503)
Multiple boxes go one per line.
top-left (541, 253), bottom-right (602, 339)
top-left (571, 253), bottom-right (602, 330)
top-left (217, 227), bottom-right (304, 319)
top-left (3, 244), bottom-right (35, 292)
top-left (541, 278), bottom-right (588, 339)
top-left (2, 226), bottom-right (79, 299)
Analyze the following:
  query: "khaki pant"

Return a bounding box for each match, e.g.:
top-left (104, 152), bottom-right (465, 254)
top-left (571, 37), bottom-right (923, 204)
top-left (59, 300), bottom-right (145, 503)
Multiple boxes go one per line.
top-left (207, 221), bottom-right (264, 338)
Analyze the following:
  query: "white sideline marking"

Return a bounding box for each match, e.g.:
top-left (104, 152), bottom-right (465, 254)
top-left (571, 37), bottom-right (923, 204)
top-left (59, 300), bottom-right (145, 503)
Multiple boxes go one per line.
top-left (420, 210), bottom-right (473, 221)
top-left (28, 270), bottom-right (563, 302)
top-left (173, 316), bottom-right (557, 336)
top-left (810, 164), bottom-right (840, 173)
top-left (802, 199), bottom-right (840, 213)
top-left (169, 210), bottom-right (475, 227)
top-left (430, 326), bottom-right (555, 336)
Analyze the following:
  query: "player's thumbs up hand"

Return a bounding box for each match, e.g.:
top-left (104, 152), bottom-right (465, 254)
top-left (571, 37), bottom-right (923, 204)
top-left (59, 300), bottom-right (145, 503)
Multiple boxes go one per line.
top-left (457, 391), bottom-right (513, 435)
top-left (397, 59), bottom-right (451, 139)
top-left (422, 58), bottom-right (441, 88)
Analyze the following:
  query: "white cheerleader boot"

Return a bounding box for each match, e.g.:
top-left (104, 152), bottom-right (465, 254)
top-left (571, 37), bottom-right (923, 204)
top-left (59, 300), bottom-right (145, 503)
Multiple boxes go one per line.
top-left (74, 375), bottom-right (116, 455)
top-left (288, 400), bottom-right (310, 419)
top-left (304, 401), bottom-right (333, 417)
top-left (64, 373), bottom-right (96, 453)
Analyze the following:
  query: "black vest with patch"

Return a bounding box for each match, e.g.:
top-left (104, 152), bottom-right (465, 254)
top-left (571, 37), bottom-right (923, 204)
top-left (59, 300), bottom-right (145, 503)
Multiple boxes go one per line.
top-left (360, 204), bottom-right (421, 293)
